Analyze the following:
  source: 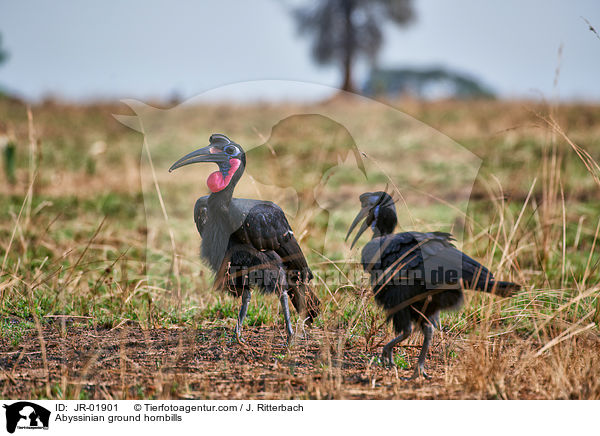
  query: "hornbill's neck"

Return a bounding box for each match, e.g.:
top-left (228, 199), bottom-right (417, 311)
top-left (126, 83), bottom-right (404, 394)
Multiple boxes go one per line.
top-left (206, 153), bottom-right (246, 215)
top-left (207, 164), bottom-right (243, 213)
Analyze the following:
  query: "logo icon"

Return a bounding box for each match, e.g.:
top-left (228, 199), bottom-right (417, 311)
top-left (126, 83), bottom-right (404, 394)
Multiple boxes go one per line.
top-left (3, 402), bottom-right (50, 434)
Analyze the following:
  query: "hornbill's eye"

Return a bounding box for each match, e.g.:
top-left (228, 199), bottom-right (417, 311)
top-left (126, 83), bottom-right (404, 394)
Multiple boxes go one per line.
top-left (224, 145), bottom-right (237, 155)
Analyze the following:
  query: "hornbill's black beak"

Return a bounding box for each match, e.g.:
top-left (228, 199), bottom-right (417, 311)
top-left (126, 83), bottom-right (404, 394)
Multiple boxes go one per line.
top-left (345, 206), bottom-right (372, 249)
top-left (346, 190), bottom-right (393, 248)
top-left (169, 145), bottom-right (229, 172)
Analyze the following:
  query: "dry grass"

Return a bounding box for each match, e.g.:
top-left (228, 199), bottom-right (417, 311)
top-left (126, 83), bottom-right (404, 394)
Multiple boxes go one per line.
top-left (0, 96), bottom-right (599, 399)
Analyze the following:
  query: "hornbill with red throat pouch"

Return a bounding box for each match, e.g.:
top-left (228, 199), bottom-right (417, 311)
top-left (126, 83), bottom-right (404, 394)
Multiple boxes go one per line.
top-left (347, 190), bottom-right (520, 379)
top-left (169, 134), bottom-right (320, 345)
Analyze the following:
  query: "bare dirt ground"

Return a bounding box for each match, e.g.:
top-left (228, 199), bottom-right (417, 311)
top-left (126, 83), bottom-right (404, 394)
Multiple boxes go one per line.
top-left (1, 321), bottom-right (475, 400)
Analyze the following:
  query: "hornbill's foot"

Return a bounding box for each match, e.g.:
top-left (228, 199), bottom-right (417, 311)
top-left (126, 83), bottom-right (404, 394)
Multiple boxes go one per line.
top-left (381, 347), bottom-right (395, 368)
top-left (401, 366), bottom-right (430, 381)
top-left (286, 331), bottom-right (295, 347)
top-left (294, 322), bottom-right (310, 341)
top-left (235, 324), bottom-right (246, 345)
top-left (297, 329), bottom-right (309, 340)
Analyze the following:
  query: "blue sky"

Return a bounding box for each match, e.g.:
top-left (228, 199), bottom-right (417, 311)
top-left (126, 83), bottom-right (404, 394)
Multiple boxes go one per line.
top-left (0, 0), bottom-right (598, 102)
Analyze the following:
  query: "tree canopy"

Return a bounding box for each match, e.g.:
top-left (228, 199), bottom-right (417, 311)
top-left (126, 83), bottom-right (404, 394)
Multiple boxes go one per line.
top-left (293, 0), bottom-right (415, 93)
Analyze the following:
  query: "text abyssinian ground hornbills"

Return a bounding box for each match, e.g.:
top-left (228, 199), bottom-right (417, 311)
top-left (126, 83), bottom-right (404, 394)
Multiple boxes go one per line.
top-left (169, 134), bottom-right (320, 345)
top-left (347, 191), bottom-right (520, 379)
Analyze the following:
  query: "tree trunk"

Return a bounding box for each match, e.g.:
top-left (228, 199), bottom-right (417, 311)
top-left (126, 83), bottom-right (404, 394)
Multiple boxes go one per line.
top-left (341, 53), bottom-right (354, 93)
top-left (340, 0), bottom-right (355, 93)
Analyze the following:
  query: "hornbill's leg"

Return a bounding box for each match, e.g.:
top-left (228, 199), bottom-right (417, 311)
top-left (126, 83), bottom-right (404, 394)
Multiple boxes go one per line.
top-left (402, 320), bottom-right (433, 380)
top-left (382, 325), bottom-right (412, 368)
top-left (288, 283), bottom-right (310, 340)
top-left (235, 287), bottom-right (252, 344)
top-left (279, 290), bottom-right (294, 346)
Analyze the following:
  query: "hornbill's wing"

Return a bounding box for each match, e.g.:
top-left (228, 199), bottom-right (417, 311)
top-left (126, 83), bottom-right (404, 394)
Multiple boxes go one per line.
top-left (193, 196), bottom-right (209, 236)
top-left (193, 196), bottom-right (282, 236)
top-left (235, 202), bottom-right (319, 320)
top-left (361, 232), bottom-right (424, 274)
top-left (193, 196), bottom-right (310, 277)
top-left (448, 250), bottom-right (495, 290)
top-left (361, 231), bottom-right (493, 290)
top-left (236, 203), bottom-right (313, 281)
top-left (413, 232), bottom-right (495, 290)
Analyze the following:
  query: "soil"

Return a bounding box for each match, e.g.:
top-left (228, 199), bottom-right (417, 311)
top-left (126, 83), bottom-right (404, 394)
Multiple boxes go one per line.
top-left (0, 321), bottom-right (473, 400)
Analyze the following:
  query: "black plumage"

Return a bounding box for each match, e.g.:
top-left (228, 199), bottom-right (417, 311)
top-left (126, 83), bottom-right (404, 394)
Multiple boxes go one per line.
top-left (347, 191), bottom-right (520, 379)
top-left (194, 197), bottom-right (319, 322)
top-left (170, 134), bottom-right (320, 344)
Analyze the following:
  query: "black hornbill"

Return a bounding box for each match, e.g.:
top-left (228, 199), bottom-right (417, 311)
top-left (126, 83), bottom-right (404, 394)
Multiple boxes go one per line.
top-left (347, 191), bottom-right (520, 379)
top-left (169, 134), bottom-right (320, 344)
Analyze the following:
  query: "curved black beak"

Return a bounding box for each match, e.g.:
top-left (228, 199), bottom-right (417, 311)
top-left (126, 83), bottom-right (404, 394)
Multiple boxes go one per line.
top-left (169, 145), bottom-right (228, 172)
top-left (345, 206), bottom-right (371, 249)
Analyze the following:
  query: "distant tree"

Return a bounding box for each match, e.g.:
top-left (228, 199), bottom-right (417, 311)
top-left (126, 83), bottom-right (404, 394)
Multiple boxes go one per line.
top-left (0, 33), bottom-right (8, 67)
top-left (363, 67), bottom-right (496, 100)
top-left (293, 0), bottom-right (415, 93)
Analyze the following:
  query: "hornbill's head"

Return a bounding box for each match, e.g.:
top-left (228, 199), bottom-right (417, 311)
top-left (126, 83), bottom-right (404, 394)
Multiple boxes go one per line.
top-left (169, 134), bottom-right (246, 193)
top-left (346, 191), bottom-right (397, 248)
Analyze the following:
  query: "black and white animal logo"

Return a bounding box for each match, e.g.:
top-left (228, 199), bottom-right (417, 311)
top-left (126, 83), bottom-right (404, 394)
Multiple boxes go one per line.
top-left (3, 402), bottom-right (50, 433)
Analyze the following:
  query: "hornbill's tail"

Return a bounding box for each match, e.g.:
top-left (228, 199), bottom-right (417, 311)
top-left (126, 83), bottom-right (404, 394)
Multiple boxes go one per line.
top-left (478, 280), bottom-right (521, 297)
top-left (491, 280), bottom-right (521, 297)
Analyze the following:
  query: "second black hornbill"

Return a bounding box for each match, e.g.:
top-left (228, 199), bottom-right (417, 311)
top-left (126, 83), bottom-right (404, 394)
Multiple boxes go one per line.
top-left (169, 134), bottom-right (320, 344)
top-left (347, 191), bottom-right (520, 379)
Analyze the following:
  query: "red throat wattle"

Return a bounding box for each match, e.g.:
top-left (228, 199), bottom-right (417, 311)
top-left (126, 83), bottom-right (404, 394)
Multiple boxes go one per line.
top-left (207, 158), bottom-right (241, 193)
